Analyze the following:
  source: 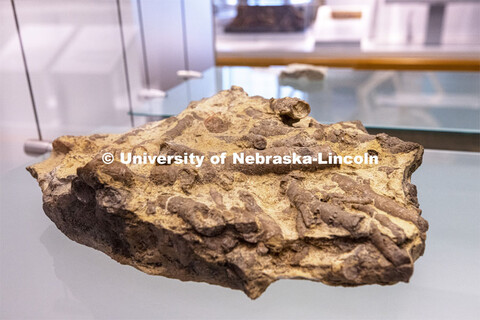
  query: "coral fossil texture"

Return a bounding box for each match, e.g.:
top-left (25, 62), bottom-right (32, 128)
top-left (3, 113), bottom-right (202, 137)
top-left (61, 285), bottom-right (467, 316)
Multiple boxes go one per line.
top-left (28, 86), bottom-right (428, 299)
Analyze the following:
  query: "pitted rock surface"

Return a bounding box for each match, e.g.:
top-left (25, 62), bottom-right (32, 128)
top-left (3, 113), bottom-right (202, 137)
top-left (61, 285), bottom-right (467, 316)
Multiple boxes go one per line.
top-left (28, 86), bottom-right (428, 299)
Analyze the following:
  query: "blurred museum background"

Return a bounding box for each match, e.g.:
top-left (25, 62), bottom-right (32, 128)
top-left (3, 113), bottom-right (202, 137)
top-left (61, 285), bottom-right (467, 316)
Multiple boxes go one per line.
top-left (0, 0), bottom-right (479, 174)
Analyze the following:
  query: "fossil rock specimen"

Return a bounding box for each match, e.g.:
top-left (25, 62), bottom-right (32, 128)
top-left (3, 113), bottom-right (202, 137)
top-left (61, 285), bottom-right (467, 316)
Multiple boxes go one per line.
top-left (28, 86), bottom-right (428, 299)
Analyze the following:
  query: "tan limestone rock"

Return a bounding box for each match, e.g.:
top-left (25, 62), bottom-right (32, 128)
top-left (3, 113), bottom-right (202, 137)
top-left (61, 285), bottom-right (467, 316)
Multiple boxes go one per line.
top-left (28, 86), bottom-right (428, 299)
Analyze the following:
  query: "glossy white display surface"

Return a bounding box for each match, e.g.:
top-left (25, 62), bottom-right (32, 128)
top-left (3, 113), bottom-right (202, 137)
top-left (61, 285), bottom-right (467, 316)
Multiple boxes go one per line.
top-left (1, 150), bottom-right (479, 319)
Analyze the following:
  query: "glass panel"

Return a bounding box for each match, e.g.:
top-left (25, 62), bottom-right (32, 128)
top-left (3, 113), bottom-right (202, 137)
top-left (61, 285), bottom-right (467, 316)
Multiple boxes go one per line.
top-left (0, 0), bottom-right (40, 174)
top-left (139, 0), bottom-right (186, 90)
top-left (132, 66), bottom-right (480, 133)
top-left (8, 0), bottom-right (144, 140)
top-left (184, 0), bottom-right (216, 72)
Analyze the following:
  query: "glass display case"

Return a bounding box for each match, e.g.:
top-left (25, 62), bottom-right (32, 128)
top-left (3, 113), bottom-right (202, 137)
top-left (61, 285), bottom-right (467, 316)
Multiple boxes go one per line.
top-left (1, 2), bottom-right (479, 319)
top-left (214, 0), bottom-right (480, 70)
top-left (131, 66), bottom-right (480, 150)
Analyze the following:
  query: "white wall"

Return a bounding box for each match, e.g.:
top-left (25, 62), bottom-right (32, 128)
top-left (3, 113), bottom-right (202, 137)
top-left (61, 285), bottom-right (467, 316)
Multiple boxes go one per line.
top-left (0, 0), bottom-right (215, 174)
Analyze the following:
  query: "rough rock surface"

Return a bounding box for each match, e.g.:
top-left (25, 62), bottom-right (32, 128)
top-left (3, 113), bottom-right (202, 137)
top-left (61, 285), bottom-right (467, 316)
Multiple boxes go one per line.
top-left (28, 86), bottom-right (428, 299)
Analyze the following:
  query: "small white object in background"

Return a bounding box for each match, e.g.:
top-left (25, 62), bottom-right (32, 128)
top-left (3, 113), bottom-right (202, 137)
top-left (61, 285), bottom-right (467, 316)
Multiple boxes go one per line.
top-left (176, 70), bottom-right (203, 79)
top-left (280, 63), bottom-right (328, 80)
top-left (24, 139), bottom-right (53, 156)
top-left (138, 88), bottom-right (167, 99)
